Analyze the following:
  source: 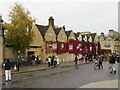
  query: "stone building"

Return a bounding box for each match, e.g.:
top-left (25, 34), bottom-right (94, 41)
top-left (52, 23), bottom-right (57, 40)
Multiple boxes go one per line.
top-left (4, 16), bottom-right (98, 63)
top-left (98, 30), bottom-right (120, 54)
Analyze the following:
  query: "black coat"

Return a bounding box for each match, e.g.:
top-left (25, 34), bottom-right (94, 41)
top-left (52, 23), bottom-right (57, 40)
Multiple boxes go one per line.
top-left (5, 62), bottom-right (12, 70)
top-left (109, 56), bottom-right (116, 64)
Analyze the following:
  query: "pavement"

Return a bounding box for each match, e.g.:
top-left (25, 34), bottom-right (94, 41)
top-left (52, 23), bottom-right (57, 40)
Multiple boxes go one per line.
top-left (79, 80), bottom-right (118, 88)
top-left (1, 60), bottom-right (85, 75)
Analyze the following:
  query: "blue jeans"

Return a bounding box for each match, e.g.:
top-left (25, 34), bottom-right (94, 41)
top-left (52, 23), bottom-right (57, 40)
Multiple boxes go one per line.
top-left (110, 63), bottom-right (116, 72)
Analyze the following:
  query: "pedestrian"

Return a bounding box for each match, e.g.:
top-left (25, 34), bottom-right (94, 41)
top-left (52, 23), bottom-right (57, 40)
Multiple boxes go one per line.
top-left (98, 55), bottom-right (103, 69)
top-left (74, 56), bottom-right (79, 69)
top-left (53, 56), bottom-right (57, 67)
top-left (56, 56), bottom-right (59, 66)
top-left (31, 54), bottom-right (36, 65)
top-left (36, 55), bottom-right (39, 66)
top-left (109, 54), bottom-right (116, 74)
top-left (51, 56), bottom-right (54, 66)
top-left (3, 59), bottom-right (12, 82)
top-left (48, 56), bottom-right (51, 67)
top-left (85, 55), bottom-right (88, 63)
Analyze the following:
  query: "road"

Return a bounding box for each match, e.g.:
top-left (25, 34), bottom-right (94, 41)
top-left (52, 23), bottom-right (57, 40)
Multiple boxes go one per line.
top-left (2, 62), bottom-right (118, 88)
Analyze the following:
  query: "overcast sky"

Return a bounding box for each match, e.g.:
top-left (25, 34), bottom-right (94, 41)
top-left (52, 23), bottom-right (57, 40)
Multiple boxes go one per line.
top-left (0, 0), bottom-right (119, 35)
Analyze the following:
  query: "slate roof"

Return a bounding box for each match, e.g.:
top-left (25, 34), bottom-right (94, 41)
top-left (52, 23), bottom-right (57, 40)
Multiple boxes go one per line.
top-left (65, 30), bottom-right (72, 37)
top-left (74, 33), bottom-right (79, 40)
top-left (36, 24), bottom-right (49, 38)
top-left (54, 27), bottom-right (62, 36)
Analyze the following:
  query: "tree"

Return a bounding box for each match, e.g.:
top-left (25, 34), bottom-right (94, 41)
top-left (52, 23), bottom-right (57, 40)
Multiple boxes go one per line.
top-left (4, 3), bottom-right (35, 53)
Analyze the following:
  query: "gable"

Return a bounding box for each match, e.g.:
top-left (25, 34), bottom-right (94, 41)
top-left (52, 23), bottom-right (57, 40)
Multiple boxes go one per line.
top-left (30, 25), bottom-right (44, 46)
top-left (106, 35), bottom-right (113, 41)
top-left (45, 26), bottom-right (56, 42)
top-left (57, 27), bottom-right (67, 42)
top-left (68, 31), bottom-right (76, 40)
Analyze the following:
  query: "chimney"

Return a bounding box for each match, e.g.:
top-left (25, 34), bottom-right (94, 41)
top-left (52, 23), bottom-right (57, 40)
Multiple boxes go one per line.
top-left (48, 16), bottom-right (54, 28)
top-left (101, 32), bottom-right (104, 36)
top-left (109, 29), bottom-right (114, 36)
top-left (63, 25), bottom-right (65, 29)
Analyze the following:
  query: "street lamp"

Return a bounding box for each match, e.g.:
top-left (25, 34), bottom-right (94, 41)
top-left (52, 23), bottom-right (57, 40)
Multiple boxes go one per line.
top-left (17, 50), bottom-right (20, 71)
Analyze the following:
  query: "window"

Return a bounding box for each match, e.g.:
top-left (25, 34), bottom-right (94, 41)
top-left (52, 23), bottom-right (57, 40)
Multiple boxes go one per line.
top-left (90, 47), bottom-right (92, 51)
top-left (66, 54), bottom-right (74, 58)
top-left (77, 34), bottom-right (82, 41)
top-left (61, 44), bottom-right (64, 48)
top-left (71, 54), bottom-right (74, 58)
top-left (70, 36), bottom-right (74, 39)
top-left (77, 54), bottom-right (83, 59)
top-left (77, 44), bottom-right (82, 49)
top-left (52, 43), bottom-right (57, 49)
top-left (84, 35), bottom-right (87, 42)
top-left (89, 36), bottom-right (92, 42)
top-left (69, 45), bottom-right (73, 50)
top-left (60, 33), bottom-right (64, 38)
top-left (106, 41), bottom-right (111, 45)
top-left (49, 31), bottom-right (53, 36)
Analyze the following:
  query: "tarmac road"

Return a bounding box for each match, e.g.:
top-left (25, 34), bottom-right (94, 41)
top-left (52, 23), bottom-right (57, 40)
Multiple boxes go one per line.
top-left (2, 62), bottom-right (118, 88)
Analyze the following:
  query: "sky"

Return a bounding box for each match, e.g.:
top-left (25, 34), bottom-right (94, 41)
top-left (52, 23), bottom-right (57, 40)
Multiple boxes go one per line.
top-left (0, 0), bottom-right (119, 35)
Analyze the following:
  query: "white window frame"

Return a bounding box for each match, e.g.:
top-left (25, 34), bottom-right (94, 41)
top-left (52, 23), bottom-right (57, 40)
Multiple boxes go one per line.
top-left (70, 36), bottom-right (74, 39)
top-left (52, 43), bottom-right (57, 49)
top-left (49, 31), bottom-right (54, 36)
top-left (89, 36), bottom-right (92, 42)
top-left (61, 44), bottom-right (64, 48)
top-left (69, 45), bottom-right (73, 50)
top-left (84, 35), bottom-right (87, 42)
top-left (77, 34), bottom-right (82, 41)
top-left (60, 33), bottom-right (64, 38)
top-left (77, 54), bottom-right (83, 59)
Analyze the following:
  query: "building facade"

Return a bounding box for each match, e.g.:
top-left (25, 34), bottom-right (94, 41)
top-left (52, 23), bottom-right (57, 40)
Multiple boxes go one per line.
top-left (3, 16), bottom-right (98, 63)
top-left (98, 30), bottom-right (120, 54)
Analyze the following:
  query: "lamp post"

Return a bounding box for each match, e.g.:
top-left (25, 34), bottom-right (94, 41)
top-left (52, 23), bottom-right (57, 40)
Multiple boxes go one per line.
top-left (17, 50), bottom-right (20, 71)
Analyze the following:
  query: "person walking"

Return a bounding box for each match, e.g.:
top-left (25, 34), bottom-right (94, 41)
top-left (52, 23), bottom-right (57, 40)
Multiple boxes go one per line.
top-left (3, 59), bottom-right (12, 82)
top-left (53, 56), bottom-right (57, 67)
top-left (98, 55), bottom-right (103, 69)
top-left (56, 56), bottom-right (59, 66)
top-left (109, 54), bottom-right (116, 74)
top-left (31, 54), bottom-right (36, 65)
top-left (51, 56), bottom-right (54, 66)
top-left (48, 56), bottom-right (51, 67)
top-left (74, 56), bottom-right (79, 69)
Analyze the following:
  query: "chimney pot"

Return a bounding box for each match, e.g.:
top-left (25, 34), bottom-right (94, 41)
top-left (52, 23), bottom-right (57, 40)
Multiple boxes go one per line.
top-left (48, 16), bottom-right (54, 28)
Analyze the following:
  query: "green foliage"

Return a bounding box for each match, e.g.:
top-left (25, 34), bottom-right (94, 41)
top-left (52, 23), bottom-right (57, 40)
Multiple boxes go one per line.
top-left (4, 3), bottom-right (35, 53)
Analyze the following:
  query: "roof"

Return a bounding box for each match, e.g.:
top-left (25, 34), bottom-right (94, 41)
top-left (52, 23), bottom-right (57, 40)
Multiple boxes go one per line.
top-left (36, 24), bottom-right (49, 38)
top-left (65, 30), bottom-right (72, 37)
top-left (54, 27), bottom-right (62, 36)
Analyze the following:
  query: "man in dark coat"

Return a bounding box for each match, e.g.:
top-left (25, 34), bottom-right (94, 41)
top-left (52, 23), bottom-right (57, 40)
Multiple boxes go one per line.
top-left (74, 56), bottom-right (79, 68)
top-left (109, 54), bottom-right (116, 74)
top-left (98, 55), bottom-right (103, 69)
top-left (3, 59), bottom-right (12, 82)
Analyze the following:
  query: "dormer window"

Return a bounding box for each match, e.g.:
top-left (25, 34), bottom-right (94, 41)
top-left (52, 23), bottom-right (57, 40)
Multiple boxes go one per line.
top-left (77, 34), bottom-right (82, 41)
top-left (84, 35), bottom-right (87, 42)
top-left (70, 36), bottom-right (74, 39)
top-left (49, 31), bottom-right (54, 36)
top-left (60, 33), bottom-right (64, 38)
top-left (89, 36), bottom-right (92, 42)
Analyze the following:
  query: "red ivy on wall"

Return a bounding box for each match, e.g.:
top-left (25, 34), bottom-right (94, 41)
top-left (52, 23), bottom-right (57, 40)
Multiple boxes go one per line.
top-left (45, 39), bottom-right (100, 57)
